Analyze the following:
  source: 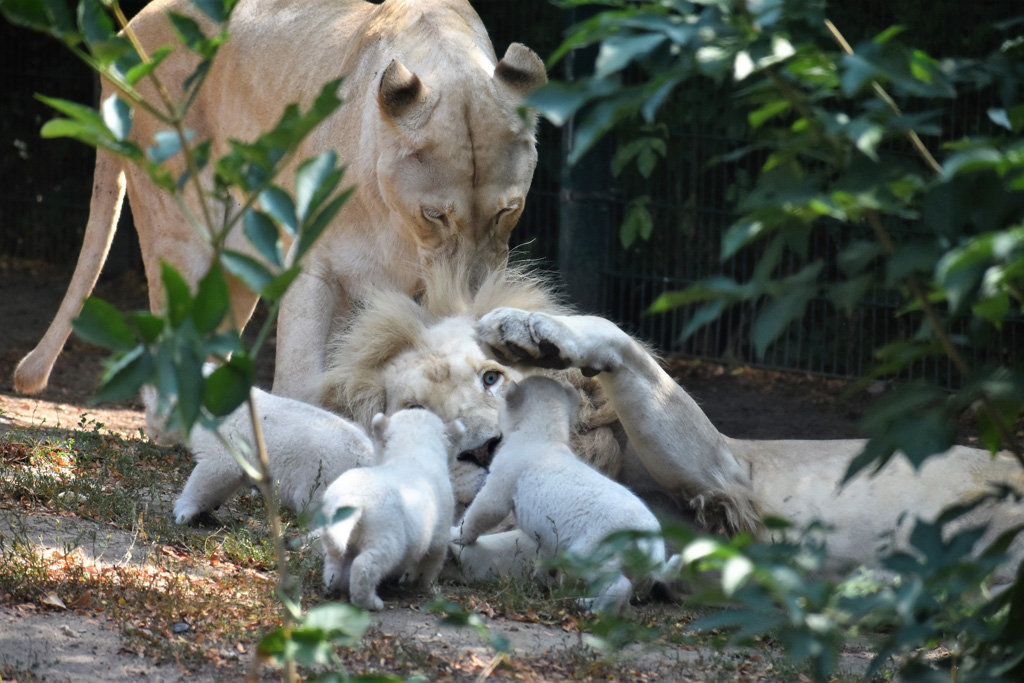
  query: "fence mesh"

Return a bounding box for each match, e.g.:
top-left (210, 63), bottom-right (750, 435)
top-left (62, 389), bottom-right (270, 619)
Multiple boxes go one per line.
top-left (1, 0), bottom-right (1021, 387)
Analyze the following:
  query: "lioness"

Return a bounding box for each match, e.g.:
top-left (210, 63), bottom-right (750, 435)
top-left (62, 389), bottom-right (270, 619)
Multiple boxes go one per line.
top-left (14, 0), bottom-right (546, 410)
top-left (322, 263), bottom-right (1024, 582)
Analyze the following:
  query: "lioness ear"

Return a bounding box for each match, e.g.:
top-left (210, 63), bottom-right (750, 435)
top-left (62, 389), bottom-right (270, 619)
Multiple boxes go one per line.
top-left (494, 43), bottom-right (547, 96)
top-left (371, 413), bottom-right (389, 443)
top-left (378, 59), bottom-right (426, 121)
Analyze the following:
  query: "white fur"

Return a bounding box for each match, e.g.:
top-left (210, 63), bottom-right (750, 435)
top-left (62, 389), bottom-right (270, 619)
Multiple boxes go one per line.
top-left (321, 409), bottom-right (463, 610)
top-left (451, 377), bottom-right (665, 614)
top-left (174, 388), bottom-right (374, 525)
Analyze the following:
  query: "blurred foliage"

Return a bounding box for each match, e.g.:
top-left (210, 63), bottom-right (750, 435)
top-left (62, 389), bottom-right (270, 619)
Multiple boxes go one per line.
top-left (532, 0), bottom-right (1024, 472)
top-left (0, 0), bottom-right (387, 680)
top-left (532, 0), bottom-right (1024, 680)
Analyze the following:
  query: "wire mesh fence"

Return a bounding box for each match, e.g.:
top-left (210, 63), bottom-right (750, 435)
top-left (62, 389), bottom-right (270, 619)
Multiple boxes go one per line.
top-left (1, 1), bottom-right (1021, 388)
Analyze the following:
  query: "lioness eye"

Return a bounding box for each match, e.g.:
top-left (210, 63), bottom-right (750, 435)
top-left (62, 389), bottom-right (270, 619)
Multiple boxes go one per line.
top-left (404, 403), bottom-right (425, 410)
top-left (481, 370), bottom-right (503, 387)
top-left (494, 206), bottom-right (517, 224)
top-left (423, 208), bottom-right (445, 223)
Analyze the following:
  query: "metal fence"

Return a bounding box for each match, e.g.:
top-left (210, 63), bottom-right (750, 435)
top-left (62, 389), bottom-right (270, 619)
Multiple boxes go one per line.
top-left (2, 1), bottom-right (1021, 386)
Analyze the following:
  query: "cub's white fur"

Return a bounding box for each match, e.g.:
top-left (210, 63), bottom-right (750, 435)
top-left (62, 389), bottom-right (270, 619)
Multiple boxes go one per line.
top-left (174, 388), bottom-right (374, 525)
top-left (321, 409), bottom-right (463, 610)
top-left (451, 376), bottom-right (665, 614)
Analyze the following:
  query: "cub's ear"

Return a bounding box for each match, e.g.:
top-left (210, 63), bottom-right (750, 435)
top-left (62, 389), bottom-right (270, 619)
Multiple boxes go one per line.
top-left (503, 381), bottom-right (523, 411)
top-left (494, 43), bottom-right (547, 95)
top-left (371, 413), bottom-right (389, 443)
top-left (446, 419), bottom-right (467, 449)
top-left (378, 59), bottom-right (427, 121)
top-left (563, 384), bottom-right (582, 420)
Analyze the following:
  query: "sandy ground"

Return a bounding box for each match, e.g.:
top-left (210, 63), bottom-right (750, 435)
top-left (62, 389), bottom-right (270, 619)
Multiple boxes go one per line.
top-left (0, 259), bottom-right (892, 681)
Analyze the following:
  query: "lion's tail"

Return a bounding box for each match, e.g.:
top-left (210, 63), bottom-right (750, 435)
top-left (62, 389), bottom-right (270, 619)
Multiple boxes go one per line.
top-left (14, 148), bottom-right (126, 394)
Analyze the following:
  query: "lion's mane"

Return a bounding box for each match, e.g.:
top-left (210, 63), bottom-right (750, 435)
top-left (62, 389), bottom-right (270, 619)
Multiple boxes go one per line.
top-left (319, 260), bottom-right (624, 476)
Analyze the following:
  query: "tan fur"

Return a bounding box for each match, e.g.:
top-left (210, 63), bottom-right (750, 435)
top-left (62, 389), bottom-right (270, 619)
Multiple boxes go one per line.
top-left (14, 0), bottom-right (547, 412)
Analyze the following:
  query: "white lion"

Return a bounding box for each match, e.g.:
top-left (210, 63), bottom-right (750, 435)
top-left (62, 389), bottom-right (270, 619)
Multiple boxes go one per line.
top-left (14, 0), bottom-right (547, 417)
top-left (451, 376), bottom-right (667, 614)
top-left (174, 388), bottom-right (375, 525)
top-left (322, 263), bottom-right (1024, 583)
top-left (321, 409), bottom-right (464, 611)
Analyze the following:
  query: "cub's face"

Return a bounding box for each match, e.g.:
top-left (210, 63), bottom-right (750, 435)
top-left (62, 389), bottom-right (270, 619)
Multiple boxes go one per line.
top-left (379, 316), bottom-right (523, 504)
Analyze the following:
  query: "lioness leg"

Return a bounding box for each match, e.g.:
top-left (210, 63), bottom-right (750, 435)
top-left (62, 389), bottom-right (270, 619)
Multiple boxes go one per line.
top-left (272, 270), bottom-right (348, 404)
top-left (476, 308), bottom-right (760, 535)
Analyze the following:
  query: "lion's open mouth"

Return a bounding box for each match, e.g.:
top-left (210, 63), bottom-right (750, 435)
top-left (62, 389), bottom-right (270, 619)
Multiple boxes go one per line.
top-left (457, 435), bottom-right (501, 469)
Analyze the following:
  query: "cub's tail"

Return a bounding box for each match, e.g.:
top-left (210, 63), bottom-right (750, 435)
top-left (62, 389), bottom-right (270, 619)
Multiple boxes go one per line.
top-left (14, 148), bottom-right (126, 394)
top-left (322, 505), bottom-right (362, 556)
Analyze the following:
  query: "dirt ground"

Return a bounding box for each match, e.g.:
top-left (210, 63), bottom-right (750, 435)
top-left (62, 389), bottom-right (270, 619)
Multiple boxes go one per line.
top-left (0, 258), bottom-right (899, 681)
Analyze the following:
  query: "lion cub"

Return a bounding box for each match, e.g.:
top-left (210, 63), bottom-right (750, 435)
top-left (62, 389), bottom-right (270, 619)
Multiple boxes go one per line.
top-left (451, 376), bottom-right (667, 614)
top-left (321, 409), bottom-right (464, 611)
top-left (174, 389), bottom-right (375, 525)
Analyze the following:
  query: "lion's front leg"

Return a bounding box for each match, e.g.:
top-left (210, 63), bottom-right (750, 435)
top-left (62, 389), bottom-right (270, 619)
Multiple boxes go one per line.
top-left (477, 308), bottom-right (761, 536)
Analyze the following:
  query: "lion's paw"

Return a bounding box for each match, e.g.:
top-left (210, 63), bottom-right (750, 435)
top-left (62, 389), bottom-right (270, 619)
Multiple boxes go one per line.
top-left (476, 308), bottom-right (579, 371)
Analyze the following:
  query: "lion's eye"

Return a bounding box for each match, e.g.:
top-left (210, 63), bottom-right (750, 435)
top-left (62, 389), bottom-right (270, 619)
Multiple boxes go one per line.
top-left (481, 370), bottom-right (503, 388)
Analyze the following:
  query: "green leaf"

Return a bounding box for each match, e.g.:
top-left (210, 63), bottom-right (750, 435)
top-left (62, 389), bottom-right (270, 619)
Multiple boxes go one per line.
top-left (36, 94), bottom-right (111, 138)
top-left (203, 356), bottom-right (254, 417)
top-left (94, 346), bottom-right (154, 403)
top-left (122, 46), bottom-right (172, 85)
top-left (677, 299), bottom-right (729, 342)
top-left (1, 0), bottom-right (77, 40)
top-left (972, 291), bottom-right (1010, 328)
top-left (127, 312), bottom-right (165, 344)
top-left (722, 219), bottom-right (768, 260)
top-left (303, 603), bottom-right (371, 644)
top-left (620, 196), bottom-right (652, 248)
top-left (190, 0), bottom-right (237, 23)
top-left (243, 209), bottom-right (284, 267)
top-left (294, 188), bottom-right (352, 261)
top-left (148, 129), bottom-right (193, 163)
top-left (221, 250), bottom-right (273, 295)
top-left (748, 100), bottom-right (789, 130)
top-left (77, 0), bottom-right (129, 63)
top-left (161, 261), bottom-right (194, 327)
top-left (594, 32), bottom-right (667, 79)
top-left (168, 11), bottom-right (207, 53)
top-left (830, 274), bottom-right (874, 314)
top-left (73, 297), bottom-right (137, 351)
top-left (192, 262), bottom-right (229, 333)
top-left (261, 265), bottom-right (302, 302)
top-left (295, 151), bottom-right (339, 224)
top-left (751, 285), bottom-right (816, 358)
top-left (101, 94), bottom-right (132, 141)
top-left (259, 186), bottom-right (297, 235)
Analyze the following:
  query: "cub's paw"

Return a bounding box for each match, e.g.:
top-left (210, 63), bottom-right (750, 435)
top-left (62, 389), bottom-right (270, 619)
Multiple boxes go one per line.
top-left (476, 308), bottom-right (579, 371)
